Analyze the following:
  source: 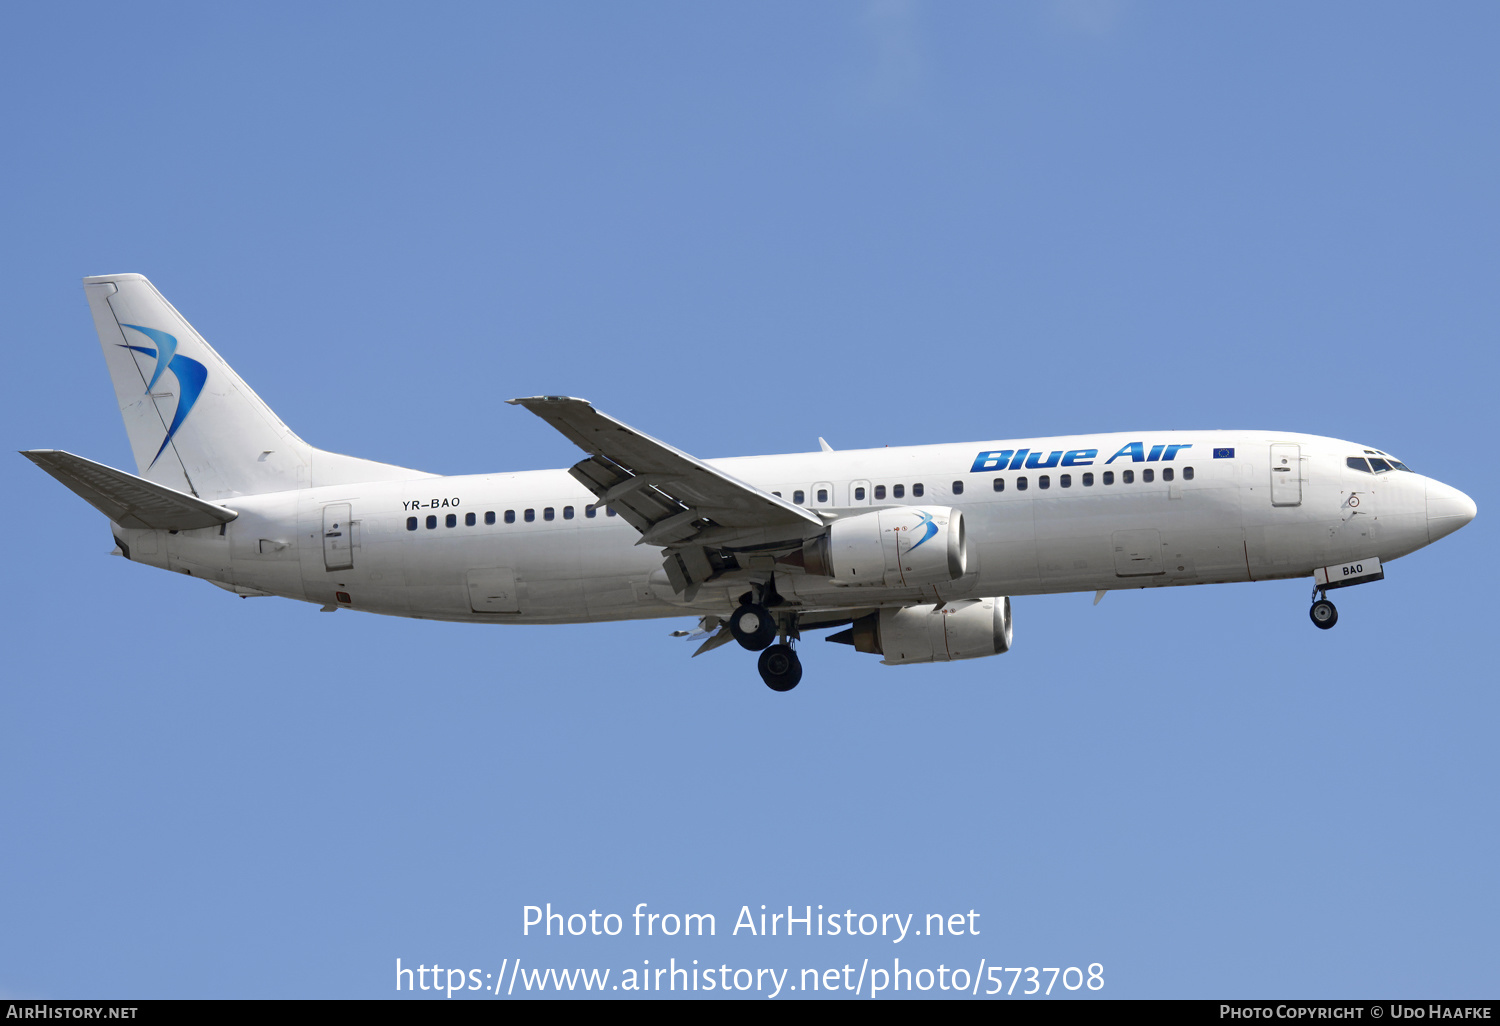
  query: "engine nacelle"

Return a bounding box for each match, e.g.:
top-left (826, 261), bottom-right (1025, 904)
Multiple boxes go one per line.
top-left (802, 506), bottom-right (965, 588)
top-left (830, 597), bottom-right (1012, 665)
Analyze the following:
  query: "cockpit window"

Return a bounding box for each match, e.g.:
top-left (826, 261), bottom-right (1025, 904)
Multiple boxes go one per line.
top-left (1347, 457), bottom-right (1371, 473)
top-left (1356, 449), bottom-right (1413, 472)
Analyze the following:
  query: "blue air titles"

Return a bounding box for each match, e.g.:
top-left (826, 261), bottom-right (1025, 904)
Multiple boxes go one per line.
top-left (970, 442), bottom-right (1192, 474)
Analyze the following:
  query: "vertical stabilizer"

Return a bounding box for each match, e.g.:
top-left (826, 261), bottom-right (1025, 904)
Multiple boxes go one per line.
top-left (84, 274), bottom-right (430, 499)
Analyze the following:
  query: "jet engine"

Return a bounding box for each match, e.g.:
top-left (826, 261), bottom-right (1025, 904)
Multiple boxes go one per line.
top-left (827, 597), bottom-right (1012, 665)
top-left (801, 506), bottom-right (965, 588)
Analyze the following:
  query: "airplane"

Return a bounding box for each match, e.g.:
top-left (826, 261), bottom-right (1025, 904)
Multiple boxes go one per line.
top-left (23, 274), bottom-right (1478, 692)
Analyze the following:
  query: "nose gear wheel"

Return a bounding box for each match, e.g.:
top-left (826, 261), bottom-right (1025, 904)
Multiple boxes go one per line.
top-left (1310, 599), bottom-right (1338, 629)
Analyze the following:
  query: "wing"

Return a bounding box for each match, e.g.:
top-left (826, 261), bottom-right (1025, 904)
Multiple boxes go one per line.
top-left (508, 396), bottom-right (823, 595)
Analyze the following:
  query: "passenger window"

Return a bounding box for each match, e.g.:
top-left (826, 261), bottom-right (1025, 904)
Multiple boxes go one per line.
top-left (993, 478), bottom-right (1005, 492)
top-left (1163, 468), bottom-right (1174, 482)
top-left (485, 511), bottom-right (496, 525)
top-left (1103, 472), bottom-right (1115, 485)
top-left (607, 507), bottom-right (617, 517)
top-left (794, 490), bottom-right (805, 504)
top-left (564, 506), bottom-right (574, 520)
top-left (406, 516), bottom-right (418, 531)
top-left (817, 488), bottom-right (828, 503)
top-left (1143, 469), bottom-right (1154, 483)
top-left (952, 480), bottom-right (964, 495)
top-left (773, 491), bottom-right (782, 497)
top-left (875, 485), bottom-right (886, 500)
top-left (912, 483), bottom-right (924, 497)
top-left (543, 507), bottom-right (554, 521)
top-left (465, 512), bottom-right (476, 526)
top-left (426, 515), bottom-right (437, 529)
top-left (855, 487), bottom-right (866, 501)
top-left (1123, 470), bottom-right (1135, 484)
top-left (504, 510), bottom-right (515, 524)
top-left (586, 506), bottom-right (597, 518)
top-left (1017, 476), bottom-right (1028, 491)
top-left (893, 484), bottom-right (905, 499)
top-left (446, 513), bottom-right (457, 528)
top-left (524, 509), bottom-right (535, 522)
top-left (1060, 474), bottom-right (1071, 488)
top-left (1183, 466), bottom-right (1194, 481)
top-left (1039, 475), bottom-right (1050, 489)
top-left (1083, 473), bottom-right (1094, 486)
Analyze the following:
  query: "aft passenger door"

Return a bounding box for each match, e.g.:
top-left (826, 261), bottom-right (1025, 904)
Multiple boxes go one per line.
top-left (323, 503), bottom-right (354, 571)
top-left (1270, 443), bottom-right (1302, 506)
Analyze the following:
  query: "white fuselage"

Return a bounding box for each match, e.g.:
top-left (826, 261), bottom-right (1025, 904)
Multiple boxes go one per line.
top-left (112, 430), bottom-right (1458, 626)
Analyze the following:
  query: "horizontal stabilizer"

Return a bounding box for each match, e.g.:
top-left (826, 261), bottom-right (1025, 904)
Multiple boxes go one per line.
top-left (21, 449), bottom-right (238, 530)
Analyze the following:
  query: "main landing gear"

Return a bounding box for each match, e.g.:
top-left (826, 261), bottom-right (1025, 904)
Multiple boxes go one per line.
top-left (730, 591), bottom-right (803, 692)
top-left (1309, 586), bottom-right (1338, 630)
top-left (729, 602), bottom-right (778, 651)
top-left (758, 644), bottom-right (802, 692)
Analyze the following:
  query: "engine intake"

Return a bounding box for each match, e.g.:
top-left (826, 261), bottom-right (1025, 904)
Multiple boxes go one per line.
top-left (802, 506), bottom-right (965, 588)
top-left (827, 597), bottom-right (1012, 665)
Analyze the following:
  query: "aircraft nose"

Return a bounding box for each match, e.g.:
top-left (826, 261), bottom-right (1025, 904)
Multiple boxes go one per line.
top-left (1426, 479), bottom-right (1477, 543)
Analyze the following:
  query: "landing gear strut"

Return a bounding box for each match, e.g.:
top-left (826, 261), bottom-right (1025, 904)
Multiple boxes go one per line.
top-left (1309, 586), bottom-right (1338, 630)
top-left (758, 643), bottom-right (802, 692)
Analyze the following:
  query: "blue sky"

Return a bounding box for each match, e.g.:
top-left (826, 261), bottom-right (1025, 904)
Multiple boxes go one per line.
top-left (1, 1), bottom-right (1494, 999)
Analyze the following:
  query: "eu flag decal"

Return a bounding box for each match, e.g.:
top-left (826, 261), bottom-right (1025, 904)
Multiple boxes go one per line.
top-left (1213, 447), bottom-right (1235, 459)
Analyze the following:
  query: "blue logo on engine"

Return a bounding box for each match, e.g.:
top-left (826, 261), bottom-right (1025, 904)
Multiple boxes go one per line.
top-left (906, 511), bottom-right (938, 552)
top-left (118, 324), bottom-right (206, 468)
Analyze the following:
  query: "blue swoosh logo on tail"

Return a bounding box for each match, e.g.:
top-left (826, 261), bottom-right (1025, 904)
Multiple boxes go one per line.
top-left (118, 325), bottom-right (206, 468)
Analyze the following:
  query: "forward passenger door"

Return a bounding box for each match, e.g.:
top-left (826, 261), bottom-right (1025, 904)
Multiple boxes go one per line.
top-left (1270, 443), bottom-right (1302, 507)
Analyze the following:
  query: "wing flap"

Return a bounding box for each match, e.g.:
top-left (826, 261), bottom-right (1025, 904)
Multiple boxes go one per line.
top-left (21, 449), bottom-right (238, 530)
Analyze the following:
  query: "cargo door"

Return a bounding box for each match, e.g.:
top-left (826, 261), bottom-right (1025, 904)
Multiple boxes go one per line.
top-left (1270, 443), bottom-right (1302, 507)
top-left (322, 503), bottom-right (354, 571)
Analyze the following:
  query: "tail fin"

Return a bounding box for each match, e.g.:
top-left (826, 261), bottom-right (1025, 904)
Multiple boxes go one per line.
top-left (84, 274), bottom-right (430, 499)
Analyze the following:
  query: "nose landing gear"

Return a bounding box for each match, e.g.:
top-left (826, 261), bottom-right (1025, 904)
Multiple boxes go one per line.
top-left (1309, 585), bottom-right (1338, 630)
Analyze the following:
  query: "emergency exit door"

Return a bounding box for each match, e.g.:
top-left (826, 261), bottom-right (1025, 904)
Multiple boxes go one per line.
top-left (323, 503), bottom-right (354, 571)
top-left (1270, 444), bottom-right (1302, 507)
